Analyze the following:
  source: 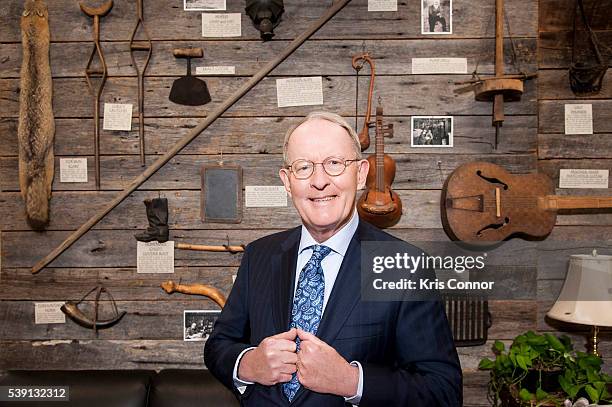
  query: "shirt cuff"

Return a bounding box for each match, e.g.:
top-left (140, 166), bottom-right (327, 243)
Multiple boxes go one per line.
top-left (232, 346), bottom-right (257, 393)
top-left (344, 361), bottom-right (363, 406)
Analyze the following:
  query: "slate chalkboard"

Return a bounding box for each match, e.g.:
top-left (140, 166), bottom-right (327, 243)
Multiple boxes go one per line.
top-left (200, 165), bottom-right (243, 223)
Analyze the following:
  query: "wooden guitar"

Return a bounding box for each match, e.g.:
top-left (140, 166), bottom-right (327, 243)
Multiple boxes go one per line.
top-left (357, 104), bottom-right (402, 228)
top-left (441, 161), bottom-right (612, 243)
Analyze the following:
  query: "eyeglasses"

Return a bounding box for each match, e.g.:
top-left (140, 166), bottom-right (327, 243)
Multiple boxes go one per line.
top-left (285, 157), bottom-right (360, 179)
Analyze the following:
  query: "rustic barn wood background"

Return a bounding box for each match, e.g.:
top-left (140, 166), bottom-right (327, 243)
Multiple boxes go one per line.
top-left (0, 0), bottom-right (611, 404)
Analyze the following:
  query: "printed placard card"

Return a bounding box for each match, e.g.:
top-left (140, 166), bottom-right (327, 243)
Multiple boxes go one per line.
top-left (196, 66), bottom-right (236, 75)
top-left (60, 158), bottom-right (88, 183)
top-left (35, 302), bottom-right (66, 324)
top-left (368, 0), bottom-right (397, 11)
top-left (245, 186), bottom-right (288, 207)
top-left (564, 104), bottom-right (593, 135)
top-left (103, 103), bottom-right (133, 131)
top-left (412, 58), bottom-right (467, 74)
top-left (202, 13), bottom-right (242, 37)
top-left (276, 77), bottom-right (324, 108)
top-left (559, 169), bottom-right (609, 189)
top-left (137, 241), bottom-right (175, 274)
top-left (184, 0), bottom-right (226, 11)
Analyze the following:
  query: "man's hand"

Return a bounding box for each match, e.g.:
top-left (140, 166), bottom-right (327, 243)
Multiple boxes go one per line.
top-left (238, 328), bottom-right (298, 385)
top-left (296, 329), bottom-right (359, 397)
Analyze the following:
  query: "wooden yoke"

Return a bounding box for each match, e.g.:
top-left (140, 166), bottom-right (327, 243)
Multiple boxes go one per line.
top-left (32, 0), bottom-right (353, 274)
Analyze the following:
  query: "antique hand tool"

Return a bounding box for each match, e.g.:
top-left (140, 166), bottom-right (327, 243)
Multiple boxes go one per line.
top-left (32, 0), bottom-right (353, 274)
top-left (161, 281), bottom-right (227, 308)
top-left (352, 52), bottom-right (376, 151)
top-left (129, 0), bottom-right (152, 166)
top-left (80, 0), bottom-right (113, 189)
top-left (169, 48), bottom-right (211, 106)
top-left (176, 242), bottom-right (245, 253)
top-left (18, 0), bottom-right (55, 230)
top-left (357, 100), bottom-right (402, 228)
top-left (463, 0), bottom-right (535, 149)
top-left (61, 286), bottom-right (126, 335)
top-left (441, 162), bottom-right (612, 244)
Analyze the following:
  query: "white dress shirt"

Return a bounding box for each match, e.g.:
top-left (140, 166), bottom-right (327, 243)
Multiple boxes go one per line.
top-left (232, 210), bottom-right (364, 405)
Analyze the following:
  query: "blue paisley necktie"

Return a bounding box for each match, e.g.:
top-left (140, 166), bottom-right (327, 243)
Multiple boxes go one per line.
top-left (283, 244), bottom-right (332, 402)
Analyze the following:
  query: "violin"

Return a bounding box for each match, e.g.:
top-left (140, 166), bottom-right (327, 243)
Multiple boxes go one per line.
top-left (357, 104), bottom-right (402, 228)
top-left (352, 52), bottom-right (375, 151)
top-left (441, 161), bottom-right (612, 243)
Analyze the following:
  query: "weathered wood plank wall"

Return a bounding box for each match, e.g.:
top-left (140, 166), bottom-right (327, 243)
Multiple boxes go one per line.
top-left (0, 0), bottom-right (609, 404)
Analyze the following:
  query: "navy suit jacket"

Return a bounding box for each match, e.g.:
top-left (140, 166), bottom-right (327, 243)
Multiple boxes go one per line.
top-left (204, 221), bottom-right (462, 406)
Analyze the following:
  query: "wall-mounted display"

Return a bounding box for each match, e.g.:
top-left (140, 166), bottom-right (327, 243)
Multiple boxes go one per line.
top-left (60, 286), bottom-right (126, 335)
top-left (411, 116), bottom-right (453, 147)
top-left (80, 0), bottom-right (113, 190)
top-left (184, 310), bottom-right (221, 341)
top-left (169, 48), bottom-right (211, 106)
top-left (200, 164), bottom-right (243, 223)
top-left (18, 0), bottom-right (55, 230)
top-left (352, 52), bottom-right (375, 151)
top-left (422, 0), bottom-right (451, 34)
top-left (246, 0), bottom-right (284, 41)
top-left (357, 103), bottom-right (402, 228)
top-left (134, 197), bottom-right (169, 243)
top-left (441, 161), bottom-right (612, 244)
top-left (129, 0), bottom-right (152, 167)
top-left (162, 281), bottom-right (227, 308)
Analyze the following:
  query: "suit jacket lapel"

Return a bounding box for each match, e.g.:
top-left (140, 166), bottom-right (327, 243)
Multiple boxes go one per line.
top-left (272, 227), bottom-right (300, 333)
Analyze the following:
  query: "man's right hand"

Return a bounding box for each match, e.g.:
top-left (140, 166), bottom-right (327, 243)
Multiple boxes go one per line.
top-left (238, 328), bottom-right (298, 385)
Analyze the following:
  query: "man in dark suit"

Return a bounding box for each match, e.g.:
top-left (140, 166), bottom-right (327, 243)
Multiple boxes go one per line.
top-left (204, 111), bottom-right (462, 406)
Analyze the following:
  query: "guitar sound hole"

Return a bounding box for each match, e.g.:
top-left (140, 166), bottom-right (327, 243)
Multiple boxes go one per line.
top-left (476, 170), bottom-right (509, 190)
top-left (476, 217), bottom-right (510, 237)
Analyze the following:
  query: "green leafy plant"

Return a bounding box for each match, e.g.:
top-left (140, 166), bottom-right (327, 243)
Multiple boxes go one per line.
top-left (478, 331), bottom-right (612, 406)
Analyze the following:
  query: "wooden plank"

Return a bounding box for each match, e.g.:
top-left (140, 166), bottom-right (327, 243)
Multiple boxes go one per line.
top-left (538, 69), bottom-right (612, 99)
top-left (0, 76), bottom-right (539, 119)
top-left (0, 39), bottom-right (537, 79)
top-left (0, 190), bottom-right (443, 231)
top-left (0, 267), bottom-right (236, 301)
top-left (540, 0), bottom-right (612, 32)
top-left (0, 116), bottom-right (537, 157)
top-left (539, 100), bottom-right (612, 133)
top-left (539, 31), bottom-right (612, 68)
top-left (0, 0), bottom-right (538, 43)
top-left (462, 371), bottom-right (491, 406)
top-left (0, 153), bottom-right (538, 192)
top-left (487, 301), bottom-right (537, 338)
top-left (538, 158), bottom-right (612, 186)
top-left (538, 133), bottom-right (612, 159)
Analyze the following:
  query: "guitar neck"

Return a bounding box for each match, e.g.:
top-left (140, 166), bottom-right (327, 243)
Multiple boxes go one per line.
top-left (543, 195), bottom-right (612, 210)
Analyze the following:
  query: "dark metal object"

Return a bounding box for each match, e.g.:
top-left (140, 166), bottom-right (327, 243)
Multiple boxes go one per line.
top-left (443, 294), bottom-right (492, 347)
top-left (32, 0), bottom-right (354, 274)
top-left (60, 286), bottom-right (126, 336)
top-left (169, 48), bottom-right (211, 106)
top-left (134, 197), bottom-right (169, 242)
top-left (246, 0), bottom-right (284, 41)
top-left (80, 0), bottom-right (113, 190)
top-left (569, 0), bottom-right (608, 96)
top-left (129, 0), bottom-right (152, 166)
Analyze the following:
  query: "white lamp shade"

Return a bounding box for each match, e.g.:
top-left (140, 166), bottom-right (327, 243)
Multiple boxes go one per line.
top-left (547, 252), bottom-right (612, 327)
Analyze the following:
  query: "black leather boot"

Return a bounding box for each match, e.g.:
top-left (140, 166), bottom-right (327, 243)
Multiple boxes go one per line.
top-left (134, 198), bottom-right (169, 243)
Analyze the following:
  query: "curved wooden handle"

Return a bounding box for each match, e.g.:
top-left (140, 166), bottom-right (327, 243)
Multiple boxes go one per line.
top-left (79, 0), bottom-right (113, 17)
top-left (161, 281), bottom-right (227, 308)
top-left (352, 52), bottom-right (375, 151)
top-left (173, 48), bottom-right (203, 59)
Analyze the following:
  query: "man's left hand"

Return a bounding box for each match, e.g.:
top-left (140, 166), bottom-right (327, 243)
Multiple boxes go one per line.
top-left (295, 329), bottom-right (359, 397)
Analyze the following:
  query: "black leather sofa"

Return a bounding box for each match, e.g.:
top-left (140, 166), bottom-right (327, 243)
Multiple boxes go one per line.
top-left (0, 369), bottom-right (238, 407)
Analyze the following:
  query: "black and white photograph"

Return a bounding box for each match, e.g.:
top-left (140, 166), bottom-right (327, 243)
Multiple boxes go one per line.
top-left (411, 116), bottom-right (453, 147)
top-left (183, 310), bottom-right (221, 341)
top-left (183, 0), bottom-right (226, 11)
top-left (421, 0), bottom-right (452, 34)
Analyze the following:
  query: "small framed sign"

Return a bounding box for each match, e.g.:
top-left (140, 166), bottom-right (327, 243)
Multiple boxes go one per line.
top-left (200, 164), bottom-right (243, 223)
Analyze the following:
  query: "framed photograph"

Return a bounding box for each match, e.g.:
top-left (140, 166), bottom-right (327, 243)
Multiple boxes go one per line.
top-left (184, 310), bottom-right (221, 341)
top-left (421, 0), bottom-right (452, 34)
top-left (411, 116), bottom-right (453, 147)
top-left (184, 0), bottom-right (226, 11)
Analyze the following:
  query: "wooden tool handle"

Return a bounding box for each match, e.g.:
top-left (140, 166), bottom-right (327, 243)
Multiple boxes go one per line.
top-left (173, 48), bottom-right (203, 59)
top-left (161, 281), bottom-right (226, 308)
top-left (176, 242), bottom-right (245, 252)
